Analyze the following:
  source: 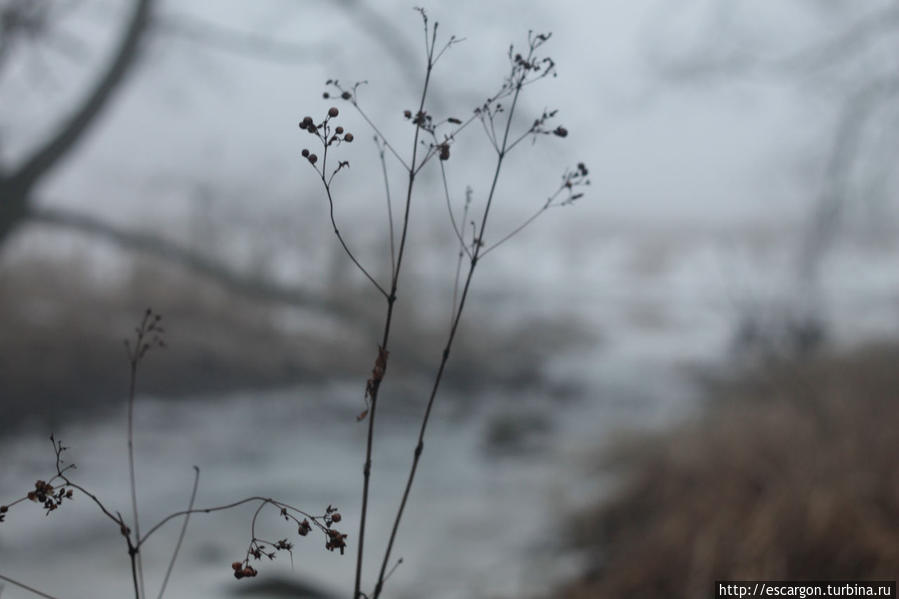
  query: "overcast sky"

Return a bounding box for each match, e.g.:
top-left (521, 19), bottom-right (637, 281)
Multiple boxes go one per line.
top-left (3, 0), bottom-right (893, 251)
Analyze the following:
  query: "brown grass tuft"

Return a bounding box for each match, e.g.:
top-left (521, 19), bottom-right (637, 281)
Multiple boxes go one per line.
top-left (558, 344), bottom-right (899, 598)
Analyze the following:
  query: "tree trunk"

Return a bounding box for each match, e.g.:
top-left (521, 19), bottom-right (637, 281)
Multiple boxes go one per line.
top-left (0, 0), bottom-right (154, 249)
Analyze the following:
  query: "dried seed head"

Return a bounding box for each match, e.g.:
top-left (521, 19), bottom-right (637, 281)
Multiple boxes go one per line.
top-left (328, 107), bottom-right (339, 117)
top-left (341, 91), bottom-right (352, 100)
top-left (335, 126), bottom-right (344, 134)
top-left (343, 133), bottom-right (354, 142)
top-left (298, 519), bottom-right (311, 536)
top-left (231, 561), bottom-right (243, 571)
top-left (331, 512), bottom-right (342, 523)
top-left (308, 154), bottom-right (318, 164)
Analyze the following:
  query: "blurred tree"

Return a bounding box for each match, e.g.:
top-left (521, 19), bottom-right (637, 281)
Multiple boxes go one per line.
top-left (0, 0), bottom-right (153, 247)
top-left (0, 0), bottom-right (414, 318)
top-left (646, 0), bottom-right (899, 355)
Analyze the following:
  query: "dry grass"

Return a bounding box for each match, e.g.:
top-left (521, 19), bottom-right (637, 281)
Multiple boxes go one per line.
top-left (557, 344), bottom-right (899, 598)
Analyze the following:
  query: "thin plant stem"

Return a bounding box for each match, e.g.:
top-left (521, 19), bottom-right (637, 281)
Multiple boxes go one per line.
top-left (375, 138), bottom-right (397, 279)
top-left (313, 126), bottom-right (389, 299)
top-left (120, 309), bottom-right (165, 599)
top-left (140, 496), bottom-right (324, 547)
top-left (353, 102), bottom-right (409, 171)
top-left (438, 159), bottom-right (469, 256)
top-left (156, 466), bottom-right (200, 599)
top-left (372, 250), bottom-right (475, 599)
top-left (45, 436), bottom-right (141, 598)
top-left (62, 480), bottom-right (121, 525)
top-left (128, 355), bottom-right (145, 599)
top-left (372, 47), bottom-right (530, 599)
top-left (0, 574), bottom-right (62, 599)
top-left (124, 525), bottom-right (141, 599)
top-left (480, 197), bottom-right (557, 257)
top-left (321, 181), bottom-right (389, 299)
top-left (450, 190), bottom-right (472, 325)
top-left (353, 16), bottom-right (438, 599)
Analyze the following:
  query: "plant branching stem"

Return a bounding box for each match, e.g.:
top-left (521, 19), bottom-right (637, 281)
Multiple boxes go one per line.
top-left (128, 542), bottom-right (141, 599)
top-left (156, 466), bottom-right (199, 599)
top-left (0, 574), bottom-right (62, 599)
top-left (140, 496), bottom-right (321, 548)
top-left (127, 359), bottom-right (145, 599)
top-left (322, 182), bottom-right (389, 298)
top-left (481, 194), bottom-right (560, 257)
top-left (353, 20), bottom-right (438, 599)
top-left (371, 52), bottom-right (529, 599)
top-left (352, 103), bottom-right (409, 171)
top-left (438, 160), bottom-right (470, 258)
top-left (375, 142), bottom-right (397, 279)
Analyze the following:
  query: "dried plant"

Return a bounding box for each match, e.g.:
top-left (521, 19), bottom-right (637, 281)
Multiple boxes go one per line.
top-left (0, 309), bottom-right (345, 599)
top-left (0, 9), bottom-right (586, 599)
top-left (300, 9), bottom-right (587, 598)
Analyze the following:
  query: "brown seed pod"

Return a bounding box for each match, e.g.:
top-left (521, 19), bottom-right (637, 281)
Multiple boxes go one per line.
top-left (328, 107), bottom-right (339, 117)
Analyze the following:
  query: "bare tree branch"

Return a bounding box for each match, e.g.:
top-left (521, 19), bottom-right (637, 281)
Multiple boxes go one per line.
top-left (0, 0), bottom-right (155, 247)
top-left (796, 74), bottom-right (899, 285)
top-left (8, 0), bottom-right (153, 191)
top-left (28, 204), bottom-right (363, 323)
top-left (0, 1), bottom-right (433, 326)
top-left (646, 1), bottom-right (899, 349)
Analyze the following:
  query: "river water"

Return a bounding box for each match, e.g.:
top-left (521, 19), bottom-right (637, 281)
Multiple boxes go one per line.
top-left (2, 227), bottom-right (897, 598)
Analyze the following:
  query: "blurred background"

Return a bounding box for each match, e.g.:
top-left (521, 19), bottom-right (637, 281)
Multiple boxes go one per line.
top-left (1, 0), bottom-right (897, 597)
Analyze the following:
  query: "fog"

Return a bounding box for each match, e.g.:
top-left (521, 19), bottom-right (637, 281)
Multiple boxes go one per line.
top-left (1, 1), bottom-right (897, 598)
